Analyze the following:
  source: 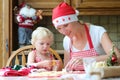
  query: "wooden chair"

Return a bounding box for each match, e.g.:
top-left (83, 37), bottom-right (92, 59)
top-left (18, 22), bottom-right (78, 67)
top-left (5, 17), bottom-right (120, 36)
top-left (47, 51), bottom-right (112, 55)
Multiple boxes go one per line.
top-left (6, 45), bottom-right (63, 67)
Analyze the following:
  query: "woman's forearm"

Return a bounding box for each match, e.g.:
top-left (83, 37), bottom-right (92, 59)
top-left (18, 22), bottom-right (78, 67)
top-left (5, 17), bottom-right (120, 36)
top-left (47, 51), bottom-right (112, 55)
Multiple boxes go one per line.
top-left (94, 55), bottom-right (109, 62)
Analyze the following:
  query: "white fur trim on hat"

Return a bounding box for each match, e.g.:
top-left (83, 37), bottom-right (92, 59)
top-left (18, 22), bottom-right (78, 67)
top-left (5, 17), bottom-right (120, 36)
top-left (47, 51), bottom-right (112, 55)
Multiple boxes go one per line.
top-left (75, 10), bottom-right (79, 16)
top-left (53, 14), bottom-right (78, 28)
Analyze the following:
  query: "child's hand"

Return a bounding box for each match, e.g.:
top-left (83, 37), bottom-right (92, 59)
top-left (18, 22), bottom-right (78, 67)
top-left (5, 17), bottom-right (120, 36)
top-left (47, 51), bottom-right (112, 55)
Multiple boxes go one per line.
top-left (52, 60), bottom-right (63, 71)
top-left (27, 63), bottom-right (37, 67)
top-left (39, 60), bottom-right (53, 70)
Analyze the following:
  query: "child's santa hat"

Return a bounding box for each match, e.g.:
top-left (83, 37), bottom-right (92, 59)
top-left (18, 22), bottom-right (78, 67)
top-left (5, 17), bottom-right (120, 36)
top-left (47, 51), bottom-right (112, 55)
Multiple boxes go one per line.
top-left (52, 2), bottom-right (79, 28)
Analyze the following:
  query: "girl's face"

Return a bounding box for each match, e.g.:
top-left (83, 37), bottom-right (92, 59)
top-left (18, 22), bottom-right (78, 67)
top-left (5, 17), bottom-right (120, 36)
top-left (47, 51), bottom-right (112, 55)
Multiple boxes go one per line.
top-left (34, 37), bottom-right (52, 54)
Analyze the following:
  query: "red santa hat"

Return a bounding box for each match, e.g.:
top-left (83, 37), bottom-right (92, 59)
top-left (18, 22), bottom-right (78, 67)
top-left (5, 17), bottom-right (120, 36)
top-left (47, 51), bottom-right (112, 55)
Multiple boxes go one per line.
top-left (19, 2), bottom-right (26, 9)
top-left (52, 2), bottom-right (79, 28)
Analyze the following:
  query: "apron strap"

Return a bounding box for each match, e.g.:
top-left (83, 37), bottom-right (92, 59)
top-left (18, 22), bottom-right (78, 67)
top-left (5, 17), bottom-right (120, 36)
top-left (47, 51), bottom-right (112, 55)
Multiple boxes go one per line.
top-left (69, 24), bottom-right (94, 59)
top-left (84, 24), bottom-right (94, 49)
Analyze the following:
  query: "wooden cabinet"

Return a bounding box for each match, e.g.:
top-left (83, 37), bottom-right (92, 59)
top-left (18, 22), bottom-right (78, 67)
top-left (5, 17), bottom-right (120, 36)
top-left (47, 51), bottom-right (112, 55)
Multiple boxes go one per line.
top-left (18, 0), bottom-right (120, 15)
top-left (18, 0), bottom-right (71, 16)
top-left (71, 0), bottom-right (120, 15)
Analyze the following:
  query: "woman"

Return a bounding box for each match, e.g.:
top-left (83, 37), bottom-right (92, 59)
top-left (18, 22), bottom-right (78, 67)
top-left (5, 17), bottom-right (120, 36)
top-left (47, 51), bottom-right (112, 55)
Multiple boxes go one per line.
top-left (52, 2), bottom-right (120, 71)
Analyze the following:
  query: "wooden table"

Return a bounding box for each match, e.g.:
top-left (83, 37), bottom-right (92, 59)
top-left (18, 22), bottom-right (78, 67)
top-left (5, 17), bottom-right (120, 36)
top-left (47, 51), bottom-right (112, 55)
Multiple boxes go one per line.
top-left (0, 76), bottom-right (73, 80)
top-left (0, 74), bottom-right (120, 80)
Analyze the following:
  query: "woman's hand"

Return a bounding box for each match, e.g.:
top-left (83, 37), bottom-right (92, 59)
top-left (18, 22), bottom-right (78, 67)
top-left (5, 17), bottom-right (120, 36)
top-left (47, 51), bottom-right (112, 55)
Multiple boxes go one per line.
top-left (65, 57), bottom-right (83, 71)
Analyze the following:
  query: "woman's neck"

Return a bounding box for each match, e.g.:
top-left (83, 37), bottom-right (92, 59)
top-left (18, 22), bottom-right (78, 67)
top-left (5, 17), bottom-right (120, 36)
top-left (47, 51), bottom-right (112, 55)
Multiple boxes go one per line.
top-left (72, 23), bottom-right (87, 50)
top-left (72, 23), bottom-right (86, 41)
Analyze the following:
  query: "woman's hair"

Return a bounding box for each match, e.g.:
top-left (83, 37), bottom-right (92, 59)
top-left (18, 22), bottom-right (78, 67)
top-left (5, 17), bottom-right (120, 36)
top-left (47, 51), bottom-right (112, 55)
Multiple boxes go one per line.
top-left (31, 27), bottom-right (54, 45)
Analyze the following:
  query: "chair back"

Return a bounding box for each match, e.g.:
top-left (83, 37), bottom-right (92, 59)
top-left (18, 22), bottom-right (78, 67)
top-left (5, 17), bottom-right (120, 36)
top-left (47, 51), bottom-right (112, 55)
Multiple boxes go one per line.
top-left (6, 45), bottom-right (63, 67)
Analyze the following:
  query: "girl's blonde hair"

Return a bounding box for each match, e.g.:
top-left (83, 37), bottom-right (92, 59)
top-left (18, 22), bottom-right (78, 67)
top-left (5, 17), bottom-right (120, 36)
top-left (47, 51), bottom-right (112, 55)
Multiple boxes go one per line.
top-left (31, 27), bottom-right (54, 45)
